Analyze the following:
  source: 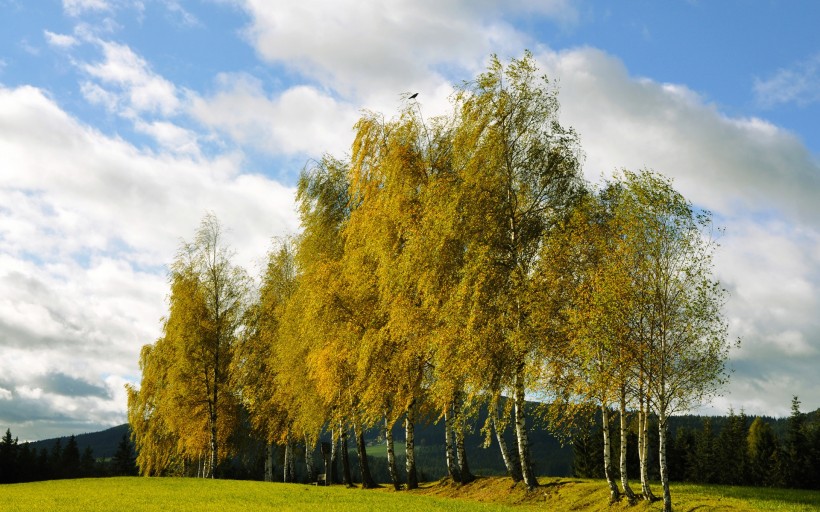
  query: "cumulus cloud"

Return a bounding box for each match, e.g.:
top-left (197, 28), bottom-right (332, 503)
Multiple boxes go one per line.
top-left (755, 53), bottom-right (820, 108)
top-left (0, 85), bottom-right (298, 438)
top-left (537, 48), bottom-right (820, 227)
top-left (191, 73), bottom-right (359, 158)
top-left (81, 39), bottom-right (181, 117)
top-left (531, 47), bottom-right (820, 416)
top-left (234, 0), bottom-right (575, 105)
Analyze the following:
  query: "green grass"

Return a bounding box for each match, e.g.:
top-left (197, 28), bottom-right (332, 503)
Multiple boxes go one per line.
top-left (0, 477), bottom-right (520, 512)
top-left (1, 477), bottom-right (818, 512)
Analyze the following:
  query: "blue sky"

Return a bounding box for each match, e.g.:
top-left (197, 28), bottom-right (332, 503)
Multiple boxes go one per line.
top-left (1, 0), bottom-right (819, 440)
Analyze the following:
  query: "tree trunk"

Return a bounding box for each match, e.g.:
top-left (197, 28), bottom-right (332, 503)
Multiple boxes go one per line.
top-left (283, 440), bottom-right (295, 483)
top-left (405, 402), bottom-right (419, 489)
top-left (385, 416), bottom-right (400, 490)
top-left (454, 393), bottom-right (474, 484)
top-left (330, 429), bottom-right (339, 484)
top-left (638, 405), bottom-right (656, 500)
top-left (354, 421), bottom-right (377, 488)
top-left (619, 391), bottom-right (636, 500)
top-left (304, 434), bottom-right (316, 484)
top-left (209, 405), bottom-right (217, 478)
top-left (601, 404), bottom-right (620, 503)
top-left (340, 422), bottom-right (352, 487)
top-left (444, 406), bottom-right (461, 482)
top-left (659, 411), bottom-right (672, 512)
top-left (264, 443), bottom-right (274, 482)
top-left (492, 403), bottom-right (523, 482)
top-left (514, 371), bottom-right (538, 489)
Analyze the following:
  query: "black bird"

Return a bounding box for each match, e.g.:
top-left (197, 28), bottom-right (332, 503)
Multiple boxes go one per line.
top-left (408, 92), bottom-right (418, 99)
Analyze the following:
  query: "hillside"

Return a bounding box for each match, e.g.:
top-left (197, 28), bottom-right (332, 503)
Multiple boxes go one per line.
top-left (27, 424), bottom-right (130, 460)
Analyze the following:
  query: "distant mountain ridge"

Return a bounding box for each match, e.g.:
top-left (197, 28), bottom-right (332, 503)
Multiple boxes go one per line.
top-left (28, 424), bottom-right (130, 460)
top-left (25, 409), bottom-right (807, 474)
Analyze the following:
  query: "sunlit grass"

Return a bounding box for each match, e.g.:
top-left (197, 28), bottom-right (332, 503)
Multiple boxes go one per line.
top-left (0, 477), bottom-right (521, 512)
top-left (1, 476), bottom-right (818, 512)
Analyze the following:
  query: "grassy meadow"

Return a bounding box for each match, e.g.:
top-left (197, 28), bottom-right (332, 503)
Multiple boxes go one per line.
top-left (1, 476), bottom-right (818, 512)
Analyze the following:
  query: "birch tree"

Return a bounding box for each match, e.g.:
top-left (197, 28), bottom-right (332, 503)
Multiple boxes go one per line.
top-left (128, 214), bottom-right (249, 478)
top-left (620, 170), bottom-right (732, 512)
top-left (449, 51), bottom-right (582, 489)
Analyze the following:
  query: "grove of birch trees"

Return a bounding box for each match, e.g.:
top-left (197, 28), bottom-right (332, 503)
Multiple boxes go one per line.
top-left (127, 52), bottom-right (732, 511)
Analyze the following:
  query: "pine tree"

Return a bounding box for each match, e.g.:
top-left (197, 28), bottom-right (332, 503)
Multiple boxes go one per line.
top-left (784, 396), bottom-right (811, 488)
top-left (112, 433), bottom-right (137, 476)
top-left (80, 446), bottom-right (96, 477)
top-left (717, 410), bottom-right (749, 485)
top-left (0, 428), bottom-right (18, 483)
top-left (747, 417), bottom-right (778, 486)
top-left (62, 436), bottom-right (81, 479)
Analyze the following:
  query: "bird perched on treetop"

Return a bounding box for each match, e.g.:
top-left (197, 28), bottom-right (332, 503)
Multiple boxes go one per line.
top-left (408, 92), bottom-right (418, 99)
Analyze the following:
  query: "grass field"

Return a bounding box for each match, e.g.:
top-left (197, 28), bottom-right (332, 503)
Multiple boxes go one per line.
top-left (1, 476), bottom-right (818, 512)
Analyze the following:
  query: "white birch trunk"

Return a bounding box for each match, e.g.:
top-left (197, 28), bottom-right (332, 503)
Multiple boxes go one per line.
top-left (454, 393), bottom-right (474, 484)
top-left (304, 434), bottom-right (316, 484)
top-left (444, 407), bottom-right (460, 482)
top-left (405, 403), bottom-right (419, 489)
top-left (639, 406), bottom-right (656, 500)
top-left (659, 411), bottom-right (672, 512)
top-left (330, 428), bottom-right (339, 484)
top-left (601, 405), bottom-right (620, 502)
top-left (514, 371), bottom-right (538, 489)
top-left (619, 392), bottom-right (636, 500)
top-left (385, 416), bottom-right (400, 490)
top-left (340, 422), bottom-right (352, 486)
top-left (492, 403), bottom-right (522, 482)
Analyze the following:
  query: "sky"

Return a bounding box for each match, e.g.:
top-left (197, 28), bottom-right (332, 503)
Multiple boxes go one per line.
top-left (1, 1), bottom-right (819, 441)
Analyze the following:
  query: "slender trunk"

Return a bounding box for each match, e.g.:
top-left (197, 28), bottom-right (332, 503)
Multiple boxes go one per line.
top-left (493, 403), bottom-right (522, 482)
top-left (210, 337), bottom-right (219, 479)
top-left (264, 443), bottom-right (274, 482)
top-left (639, 404), bottom-right (656, 500)
top-left (283, 440), bottom-right (295, 483)
top-left (444, 406), bottom-right (461, 482)
top-left (619, 391), bottom-right (636, 500)
top-left (304, 434), bottom-right (316, 484)
top-left (330, 429), bottom-right (339, 484)
top-left (340, 422), bottom-right (352, 487)
top-left (659, 411), bottom-right (672, 512)
top-left (454, 393), bottom-right (474, 484)
top-left (602, 404), bottom-right (620, 502)
top-left (209, 405), bottom-right (217, 478)
top-left (405, 402), bottom-right (419, 489)
top-left (385, 416), bottom-right (400, 490)
top-left (514, 370), bottom-right (538, 489)
top-left (354, 421), bottom-right (377, 488)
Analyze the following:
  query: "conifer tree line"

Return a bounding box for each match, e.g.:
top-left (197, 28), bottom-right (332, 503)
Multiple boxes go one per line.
top-left (126, 52), bottom-right (734, 510)
top-left (573, 397), bottom-right (820, 491)
top-left (0, 430), bottom-right (137, 483)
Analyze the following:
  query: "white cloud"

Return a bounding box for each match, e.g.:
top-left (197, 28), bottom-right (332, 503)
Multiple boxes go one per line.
top-left (754, 53), bottom-right (820, 108)
top-left (0, 85), bottom-right (298, 437)
top-left (63, 0), bottom-right (110, 17)
top-left (0, 387), bottom-right (11, 401)
top-left (82, 40), bottom-right (180, 117)
top-left (537, 47), bottom-right (820, 226)
top-left (191, 73), bottom-right (359, 157)
top-left (533, 47), bottom-right (820, 415)
top-left (235, 0), bottom-right (575, 103)
top-left (44, 30), bottom-right (78, 49)
top-left (134, 119), bottom-right (201, 156)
